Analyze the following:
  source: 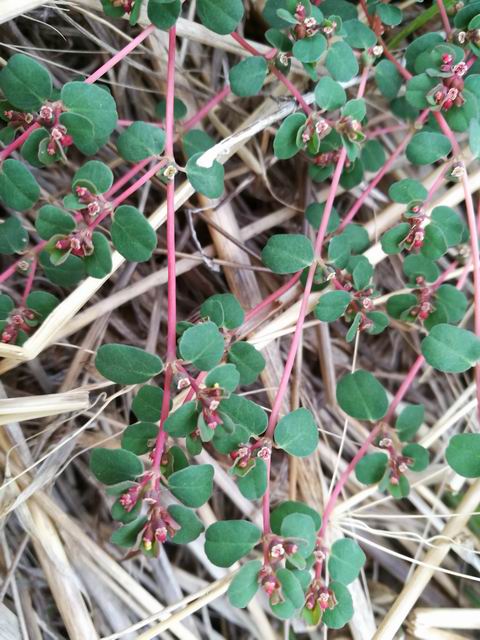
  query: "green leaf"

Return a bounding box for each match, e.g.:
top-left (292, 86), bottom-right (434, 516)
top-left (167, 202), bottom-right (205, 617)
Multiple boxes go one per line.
top-left (361, 139), bottom-right (386, 173)
top-left (446, 433), bottom-right (480, 477)
top-left (132, 385), bottom-right (164, 422)
top-left (274, 408), bottom-right (318, 457)
top-left (121, 421), bottom-right (158, 455)
top-left (21, 127), bottom-right (49, 167)
top-left (227, 560), bottom-right (261, 608)
top-left (405, 73), bottom-right (437, 109)
top-left (404, 254), bottom-right (439, 283)
top-left (342, 99), bottom-right (366, 123)
top-left (60, 82), bottom-right (118, 151)
top-left (271, 500), bottom-right (322, 534)
top-left (205, 520), bottom-right (261, 567)
top-left (90, 447), bottom-right (143, 485)
top-left (421, 222), bottom-right (448, 260)
top-left (469, 118), bottom-right (480, 158)
top-left (182, 129), bottom-right (215, 158)
top-left (229, 56), bottom-right (268, 97)
top-left (326, 41), bottom-right (359, 82)
top-left (227, 342), bottom-right (265, 385)
top-left (389, 179), bottom-right (428, 204)
top-left (355, 452), bottom-right (388, 485)
top-left (435, 284), bottom-right (467, 324)
top-left (293, 34), bottom-right (327, 63)
top-left (387, 293), bottom-right (417, 320)
top-left (197, 0), bottom-right (244, 35)
top-left (111, 516), bottom-right (147, 548)
top-left (306, 201), bottom-right (340, 232)
top-left (375, 59), bottom-right (402, 99)
top-left (376, 3), bottom-right (402, 25)
top-left (84, 232), bottom-right (112, 278)
top-left (25, 291), bottom-right (59, 320)
top-left (430, 206), bottom-right (464, 247)
top-left (35, 205), bottom-right (75, 240)
top-left (179, 321), bottom-right (225, 371)
top-left (315, 76), bottom-right (346, 111)
top-left (73, 160), bottom-right (113, 194)
top-left (59, 112), bottom-right (97, 155)
top-left (323, 582), bottom-right (354, 629)
top-left (205, 363), bottom-right (240, 393)
top-left (262, 234), bottom-right (314, 274)
top-left (168, 504), bottom-right (204, 543)
top-left (0, 294), bottom-right (14, 320)
top-left (406, 131), bottom-right (452, 165)
top-left (0, 217), bottom-right (28, 254)
top-left (0, 54), bottom-right (52, 110)
top-left (273, 113), bottom-right (307, 159)
top-left (421, 324), bottom-right (480, 373)
top-left (111, 496), bottom-right (142, 523)
top-left (164, 401), bottom-right (199, 437)
top-left (111, 205), bottom-right (157, 262)
top-left (155, 97), bottom-right (187, 120)
top-left (201, 293), bottom-right (244, 329)
top-left (276, 568), bottom-right (304, 609)
top-left (315, 290), bottom-right (351, 322)
top-left (336, 370), bottom-right (388, 421)
top-left (343, 19), bottom-right (376, 49)
top-left (381, 223), bottom-right (410, 255)
top-left (95, 344), bottom-right (164, 384)
top-left (402, 443), bottom-right (429, 472)
top-left (396, 404), bottom-right (424, 442)
top-left (117, 122), bottom-right (166, 161)
top-left (39, 250), bottom-right (86, 287)
top-left (351, 256), bottom-right (373, 290)
top-left (237, 458), bottom-right (268, 499)
top-left (328, 538), bottom-right (366, 585)
top-left (0, 159), bottom-right (40, 211)
top-left (147, 0), bottom-right (181, 30)
top-left (214, 394), bottom-right (268, 452)
top-left (281, 513), bottom-right (317, 557)
top-left (168, 464), bottom-right (214, 507)
top-left (186, 152), bottom-right (224, 198)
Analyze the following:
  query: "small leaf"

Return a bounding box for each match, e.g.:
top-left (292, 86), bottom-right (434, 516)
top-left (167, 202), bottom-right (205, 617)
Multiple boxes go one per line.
top-left (111, 516), bottom-right (147, 548)
top-left (155, 97), bottom-right (187, 120)
top-left (262, 234), bottom-right (314, 274)
top-left (84, 232), bottom-right (112, 279)
top-left (229, 56), bottom-right (268, 97)
top-left (227, 342), bottom-right (265, 385)
top-left (0, 217), bottom-right (28, 254)
top-left (402, 443), bottom-right (429, 472)
top-left (381, 223), bottom-right (410, 255)
top-left (328, 538), bottom-right (366, 585)
top-left (121, 422), bottom-right (158, 455)
top-left (95, 344), bottom-right (164, 384)
top-left (186, 152), bottom-right (224, 198)
top-left (421, 324), bottom-right (480, 373)
top-left (0, 294), bottom-right (14, 320)
top-left (280, 513), bottom-right (317, 557)
top-left (117, 122), bottom-right (166, 161)
top-left (274, 408), bottom-right (319, 457)
top-left (375, 59), bottom-right (402, 99)
top-left (326, 41), bottom-right (359, 82)
top-left (205, 363), bottom-right (240, 393)
top-left (446, 433), bottom-right (480, 477)
top-left (164, 401), bottom-right (199, 437)
top-left (147, 0), bottom-right (181, 30)
top-left (315, 76), bottom-right (346, 111)
top-left (276, 568), bottom-right (305, 609)
top-left (293, 34), bottom-right (326, 63)
top-left (25, 291), bottom-right (59, 320)
top-left (273, 113), bottom-right (307, 159)
top-left (404, 254), bottom-right (439, 283)
top-left (323, 582), bottom-right (354, 629)
top-left (205, 520), bottom-right (262, 567)
top-left (315, 291), bottom-right (351, 322)
top-left (306, 202), bottom-right (340, 232)
top-left (35, 205), bottom-right (76, 240)
top-left (111, 205), bottom-right (157, 262)
top-left (168, 464), bottom-right (214, 507)
top-left (406, 131), bottom-right (452, 165)
top-left (355, 452), bottom-right (388, 485)
top-left (0, 159), bottom-right (40, 211)
top-left (201, 293), bottom-right (244, 329)
top-left (90, 447), bottom-right (143, 485)
top-left (179, 321), bottom-right (225, 371)
top-left (395, 404), bottom-right (424, 442)
top-left (167, 504), bottom-right (204, 543)
top-left (197, 0), bottom-right (245, 35)
top-left (73, 160), bottom-right (114, 194)
top-left (227, 560), bottom-right (261, 608)
top-left (237, 458), bottom-right (268, 499)
top-left (182, 129), bottom-right (215, 158)
top-left (336, 370), bottom-right (388, 421)
top-left (0, 53), bottom-right (52, 110)
top-left (343, 19), bottom-right (376, 49)
top-left (271, 500), bottom-right (322, 534)
top-left (132, 385), bottom-right (164, 422)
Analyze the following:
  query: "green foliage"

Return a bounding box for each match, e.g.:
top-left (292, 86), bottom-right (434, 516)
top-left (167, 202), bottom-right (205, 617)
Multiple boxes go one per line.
top-left (274, 408), bottom-right (319, 457)
top-left (73, 160), bottom-right (113, 194)
top-left (95, 344), bottom-right (164, 384)
top-left (168, 505), bottom-right (204, 543)
top-left (0, 54), bottom-right (52, 110)
top-left (262, 234), bottom-right (314, 274)
top-left (132, 385), bottom-right (164, 422)
top-left (355, 453), bottom-right (388, 485)
top-left (406, 132), bottom-right (452, 165)
top-left (326, 41), bottom-right (358, 82)
top-left (396, 404), bottom-right (424, 442)
top-left (121, 422), bottom-right (159, 455)
top-left (205, 520), bottom-right (261, 567)
top-left (197, 0), bottom-right (244, 35)
top-left (186, 153), bottom-right (225, 198)
top-left (421, 325), bottom-right (480, 373)
top-left (237, 458), bottom-right (268, 499)
top-left (227, 560), bottom-right (261, 608)
top-left (229, 57), bottom-right (268, 97)
top-left (0, 159), bottom-right (40, 211)
top-left (111, 205), bottom-right (157, 262)
top-left (201, 293), bottom-right (244, 329)
top-left (147, 0), bottom-right (181, 30)
top-left (446, 433), bottom-right (480, 478)
top-left (336, 370), bottom-right (388, 421)
top-left (168, 464), bottom-right (214, 507)
top-left (0, 217), bottom-right (28, 254)
top-left (90, 448), bottom-right (143, 485)
top-left (117, 122), bottom-right (166, 161)
top-left (227, 342), bottom-right (266, 385)
top-left (179, 321), bottom-right (225, 370)
top-left (273, 113), bottom-right (307, 159)
top-left (328, 538), bottom-right (366, 585)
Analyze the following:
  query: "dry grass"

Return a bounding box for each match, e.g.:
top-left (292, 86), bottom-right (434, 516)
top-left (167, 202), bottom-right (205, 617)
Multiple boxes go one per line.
top-left (0, 2), bottom-right (479, 639)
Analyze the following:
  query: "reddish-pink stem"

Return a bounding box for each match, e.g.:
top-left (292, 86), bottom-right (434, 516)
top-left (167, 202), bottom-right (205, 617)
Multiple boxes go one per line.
top-left (20, 258), bottom-right (37, 306)
top-left (367, 123), bottom-right (409, 138)
top-left (436, 0), bottom-right (452, 35)
top-left (182, 85), bottom-right (231, 130)
top-left (152, 26), bottom-right (177, 471)
top-left (243, 272), bottom-right (302, 324)
top-left (106, 158), bottom-right (151, 198)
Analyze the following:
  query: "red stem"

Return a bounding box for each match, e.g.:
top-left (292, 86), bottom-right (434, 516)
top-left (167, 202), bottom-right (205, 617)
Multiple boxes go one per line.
top-left (436, 0), bottom-right (452, 36)
top-left (20, 258), bottom-right (37, 306)
top-left (182, 85), bottom-right (231, 131)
